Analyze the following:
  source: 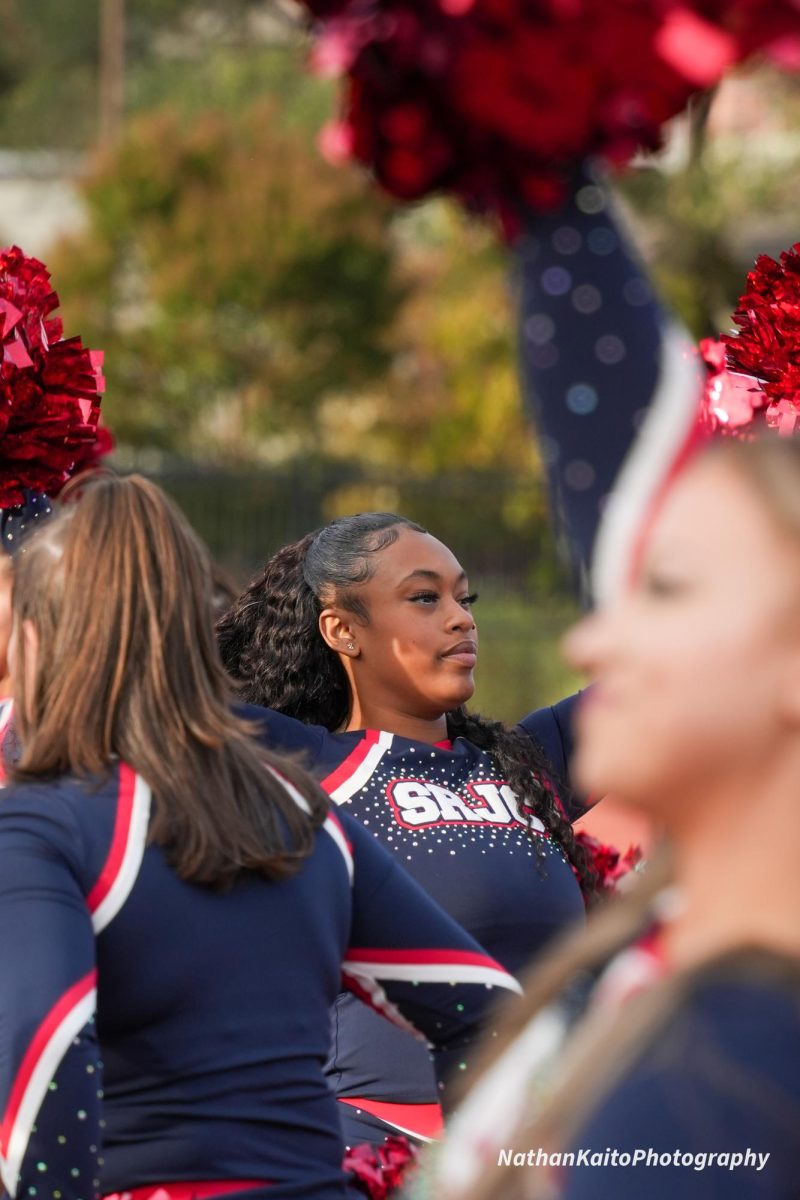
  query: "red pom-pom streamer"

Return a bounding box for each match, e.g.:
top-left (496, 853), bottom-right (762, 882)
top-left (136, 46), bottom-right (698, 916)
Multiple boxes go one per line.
top-left (707, 0), bottom-right (800, 69)
top-left (344, 1135), bottom-right (419, 1200)
top-left (697, 337), bottom-right (766, 437)
top-left (302, 0), bottom-right (770, 220)
top-left (575, 830), bottom-right (642, 896)
top-left (720, 242), bottom-right (800, 436)
top-left (0, 246), bottom-right (107, 507)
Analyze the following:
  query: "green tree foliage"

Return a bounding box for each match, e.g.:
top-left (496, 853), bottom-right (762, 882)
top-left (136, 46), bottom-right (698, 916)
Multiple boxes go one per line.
top-left (0, 0), bottom-right (276, 147)
top-left (379, 203), bottom-right (538, 475)
top-left (617, 72), bottom-right (800, 339)
top-left (51, 100), bottom-right (408, 457)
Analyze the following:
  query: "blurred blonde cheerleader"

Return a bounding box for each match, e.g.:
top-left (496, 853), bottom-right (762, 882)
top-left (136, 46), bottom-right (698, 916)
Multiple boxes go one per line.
top-left (428, 435), bottom-right (800, 1200)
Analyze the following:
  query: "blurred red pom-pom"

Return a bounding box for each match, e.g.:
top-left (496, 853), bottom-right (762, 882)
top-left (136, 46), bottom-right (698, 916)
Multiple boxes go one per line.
top-left (710, 0), bottom-right (800, 67)
top-left (576, 830), bottom-right (642, 895)
top-left (299, 0), bottom-right (760, 217)
top-left (722, 241), bottom-right (800, 436)
top-left (344, 1135), bottom-right (419, 1200)
top-left (0, 246), bottom-right (106, 507)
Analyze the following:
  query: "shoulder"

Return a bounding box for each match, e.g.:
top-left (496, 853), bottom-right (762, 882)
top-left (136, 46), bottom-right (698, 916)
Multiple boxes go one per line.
top-left (577, 955), bottom-right (800, 1159)
top-left (666, 957), bottom-right (800, 1079)
top-left (0, 769), bottom-right (127, 893)
top-left (234, 701), bottom-right (328, 762)
top-left (516, 691), bottom-right (586, 818)
top-left (516, 691), bottom-right (582, 778)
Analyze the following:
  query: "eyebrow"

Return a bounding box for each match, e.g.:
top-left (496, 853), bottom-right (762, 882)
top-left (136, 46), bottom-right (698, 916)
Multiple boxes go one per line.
top-left (398, 568), bottom-right (468, 586)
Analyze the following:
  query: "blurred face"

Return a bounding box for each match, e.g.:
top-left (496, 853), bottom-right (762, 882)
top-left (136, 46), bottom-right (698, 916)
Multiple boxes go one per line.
top-left (565, 456), bottom-right (800, 819)
top-left (339, 528), bottom-right (479, 720)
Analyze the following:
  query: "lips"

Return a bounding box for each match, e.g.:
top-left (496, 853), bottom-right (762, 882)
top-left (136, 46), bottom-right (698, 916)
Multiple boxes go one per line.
top-left (441, 640), bottom-right (478, 669)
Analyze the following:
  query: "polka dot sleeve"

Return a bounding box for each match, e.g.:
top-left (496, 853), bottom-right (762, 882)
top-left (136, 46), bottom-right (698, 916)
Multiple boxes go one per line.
top-left (514, 163), bottom-right (686, 595)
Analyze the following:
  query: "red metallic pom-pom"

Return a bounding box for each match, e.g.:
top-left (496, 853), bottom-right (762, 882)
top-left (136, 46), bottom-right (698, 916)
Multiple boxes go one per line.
top-left (706, 0), bottom-right (800, 68)
top-left (0, 246), bottom-right (106, 507)
top-left (344, 1135), bottom-right (419, 1200)
top-left (304, 0), bottom-right (748, 220)
top-left (575, 830), bottom-right (642, 895)
top-left (697, 337), bottom-right (767, 437)
top-left (722, 242), bottom-right (800, 437)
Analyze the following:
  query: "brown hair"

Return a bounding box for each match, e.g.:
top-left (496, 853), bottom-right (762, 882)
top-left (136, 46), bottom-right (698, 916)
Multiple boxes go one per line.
top-left (11, 472), bottom-right (328, 888)
top-left (450, 435), bottom-right (800, 1200)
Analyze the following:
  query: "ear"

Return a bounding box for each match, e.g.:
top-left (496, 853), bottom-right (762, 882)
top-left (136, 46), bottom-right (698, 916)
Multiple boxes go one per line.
top-left (318, 608), bottom-right (360, 658)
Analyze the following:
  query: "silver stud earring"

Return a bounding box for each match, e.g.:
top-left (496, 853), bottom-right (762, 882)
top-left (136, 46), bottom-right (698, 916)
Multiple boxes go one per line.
top-left (347, 642), bottom-right (355, 651)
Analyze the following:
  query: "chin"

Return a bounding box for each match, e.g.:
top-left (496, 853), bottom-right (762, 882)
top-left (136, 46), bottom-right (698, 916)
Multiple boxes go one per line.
top-left (571, 738), bottom-right (628, 800)
top-left (572, 748), bottom-right (670, 814)
top-left (452, 678), bottom-right (476, 708)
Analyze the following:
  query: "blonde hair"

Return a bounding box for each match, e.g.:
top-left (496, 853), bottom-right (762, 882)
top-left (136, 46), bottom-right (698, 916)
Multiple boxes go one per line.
top-left (453, 435), bottom-right (800, 1200)
top-left (11, 472), bottom-right (327, 887)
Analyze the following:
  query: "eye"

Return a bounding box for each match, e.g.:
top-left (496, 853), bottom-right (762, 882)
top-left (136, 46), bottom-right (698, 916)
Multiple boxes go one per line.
top-left (460, 592), bottom-right (479, 608)
top-left (408, 591), bottom-right (439, 605)
top-left (640, 572), bottom-right (686, 598)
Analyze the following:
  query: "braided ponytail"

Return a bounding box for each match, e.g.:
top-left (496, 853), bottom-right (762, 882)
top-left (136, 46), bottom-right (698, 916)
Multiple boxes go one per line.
top-left (447, 707), bottom-right (599, 903)
top-left (216, 531), bottom-right (351, 728)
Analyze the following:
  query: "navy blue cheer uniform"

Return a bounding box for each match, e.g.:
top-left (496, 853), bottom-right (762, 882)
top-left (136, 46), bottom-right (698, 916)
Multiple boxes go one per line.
top-left (240, 697), bottom-right (586, 1147)
top-left (561, 971), bottom-right (800, 1200)
top-left (433, 932), bottom-right (800, 1200)
top-left (0, 761), bottom-right (520, 1200)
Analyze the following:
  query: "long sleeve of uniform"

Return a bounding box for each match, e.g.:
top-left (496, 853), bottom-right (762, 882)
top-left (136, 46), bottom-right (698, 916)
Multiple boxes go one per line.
top-left (336, 811), bottom-right (520, 1104)
top-left (0, 791), bottom-right (102, 1200)
top-left (561, 980), bottom-right (800, 1200)
top-left (514, 163), bottom-right (696, 595)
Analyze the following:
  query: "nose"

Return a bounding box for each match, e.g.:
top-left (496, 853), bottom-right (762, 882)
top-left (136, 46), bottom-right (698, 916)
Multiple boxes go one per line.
top-left (445, 596), bottom-right (476, 633)
top-left (562, 606), bottom-right (615, 677)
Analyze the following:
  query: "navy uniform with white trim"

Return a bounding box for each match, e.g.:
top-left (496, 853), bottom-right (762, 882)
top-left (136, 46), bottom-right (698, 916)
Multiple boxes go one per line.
top-left (0, 762), bottom-right (520, 1200)
top-left (237, 699), bottom-right (585, 1147)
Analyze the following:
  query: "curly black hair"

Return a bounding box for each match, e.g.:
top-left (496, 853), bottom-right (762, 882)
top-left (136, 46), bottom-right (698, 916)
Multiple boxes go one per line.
top-left (217, 513), bottom-right (598, 901)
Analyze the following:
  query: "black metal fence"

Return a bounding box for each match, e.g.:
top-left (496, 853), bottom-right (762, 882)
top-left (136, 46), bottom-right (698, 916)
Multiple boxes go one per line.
top-left (145, 462), bottom-right (567, 592)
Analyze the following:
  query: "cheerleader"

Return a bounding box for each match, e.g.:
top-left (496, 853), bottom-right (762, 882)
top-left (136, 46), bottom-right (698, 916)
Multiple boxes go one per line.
top-left (430, 235), bottom-right (800, 1197)
top-left (0, 473), bottom-right (522, 1200)
top-left (217, 511), bottom-right (594, 1146)
top-left (215, 161), bottom-right (686, 1151)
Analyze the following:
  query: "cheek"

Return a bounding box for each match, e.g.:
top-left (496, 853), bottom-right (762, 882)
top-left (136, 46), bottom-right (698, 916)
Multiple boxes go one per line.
top-left (572, 625), bottom-right (780, 808)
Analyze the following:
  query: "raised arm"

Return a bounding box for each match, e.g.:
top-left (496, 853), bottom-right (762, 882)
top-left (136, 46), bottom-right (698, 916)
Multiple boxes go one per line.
top-left (514, 165), bottom-right (696, 594)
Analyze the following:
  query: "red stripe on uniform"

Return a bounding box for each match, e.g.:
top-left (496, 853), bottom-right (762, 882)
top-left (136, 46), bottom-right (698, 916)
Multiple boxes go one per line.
top-left (343, 947), bottom-right (503, 971)
top-left (86, 763), bottom-right (137, 914)
top-left (341, 972), bottom-right (397, 1023)
top-left (339, 1097), bottom-right (444, 1141)
top-left (320, 730), bottom-right (380, 795)
top-left (104, 1180), bottom-right (270, 1200)
top-left (0, 970), bottom-right (96, 1156)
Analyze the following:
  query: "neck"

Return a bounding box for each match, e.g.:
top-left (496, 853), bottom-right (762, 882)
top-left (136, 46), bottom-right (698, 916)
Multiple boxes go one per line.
top-left (345, 697), bottom-right (448, 744)
top-left (661, 752), bottom-right (800, 969)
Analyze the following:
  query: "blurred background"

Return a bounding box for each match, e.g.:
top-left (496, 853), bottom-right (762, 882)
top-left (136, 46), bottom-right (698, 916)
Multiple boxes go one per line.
top-left (2, 0), bottom-right (798, 719)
